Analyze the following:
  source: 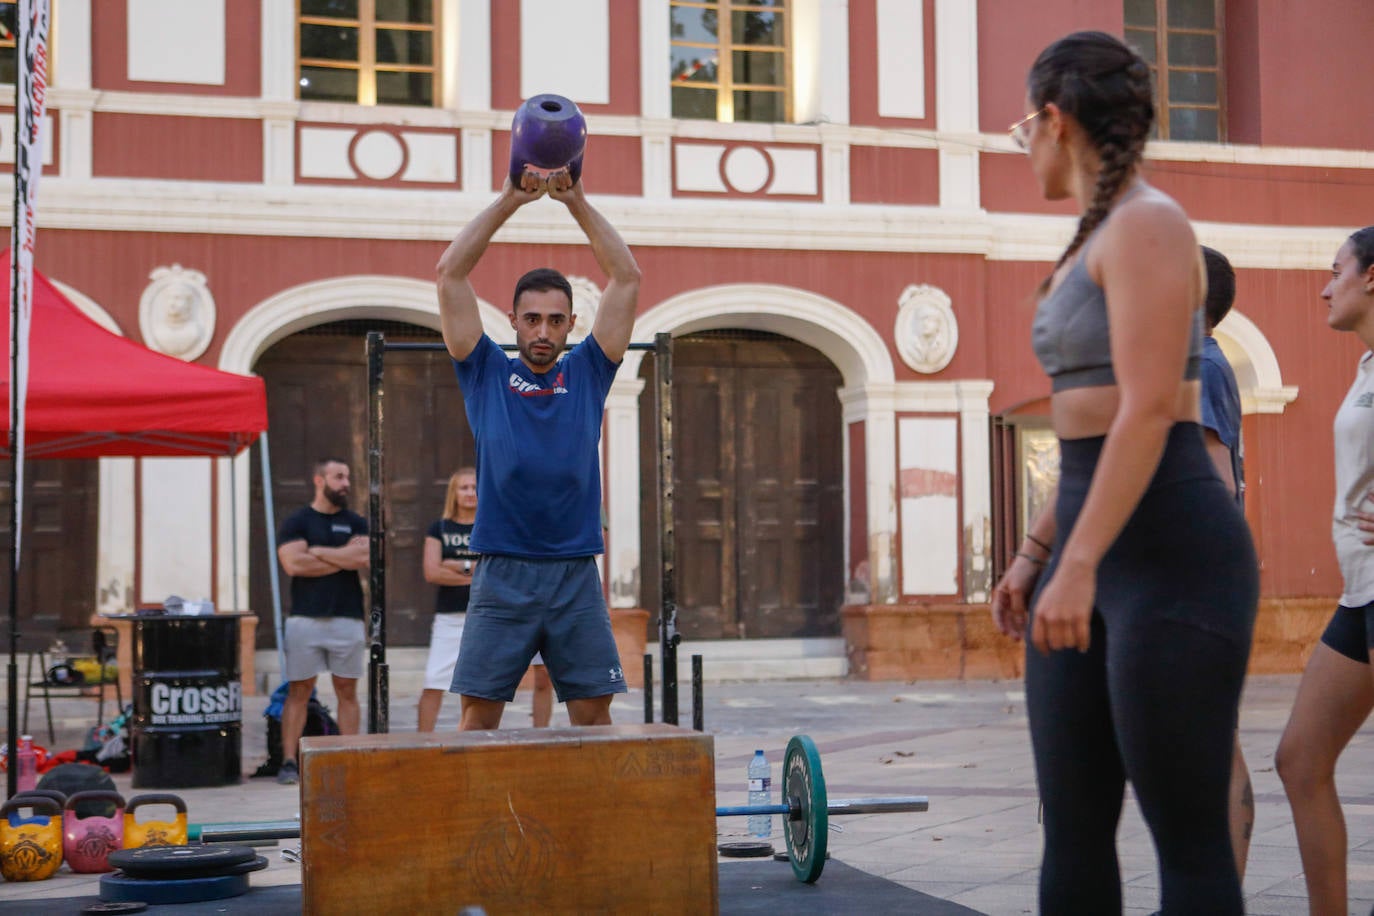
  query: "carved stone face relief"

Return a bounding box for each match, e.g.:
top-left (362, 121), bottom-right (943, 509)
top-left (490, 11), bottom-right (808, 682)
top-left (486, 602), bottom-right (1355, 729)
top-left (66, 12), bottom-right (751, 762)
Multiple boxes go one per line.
top-left (894, 284), bottom-right (958, 374)
top-left (139, 265), bottom-right (216, 361)
top-left (565, 275), bottom-right (602, 344)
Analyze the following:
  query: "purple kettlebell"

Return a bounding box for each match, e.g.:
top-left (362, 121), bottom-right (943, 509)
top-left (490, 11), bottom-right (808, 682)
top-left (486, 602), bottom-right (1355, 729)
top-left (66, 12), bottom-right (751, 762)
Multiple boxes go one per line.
top-left (508, 93), bottom-right (586, 186)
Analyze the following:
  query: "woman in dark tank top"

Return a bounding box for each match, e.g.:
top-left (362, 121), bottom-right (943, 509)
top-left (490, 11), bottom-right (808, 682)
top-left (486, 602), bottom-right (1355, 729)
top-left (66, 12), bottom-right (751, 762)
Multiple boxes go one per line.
top-left (988, 31), bottom-right (1258, 916)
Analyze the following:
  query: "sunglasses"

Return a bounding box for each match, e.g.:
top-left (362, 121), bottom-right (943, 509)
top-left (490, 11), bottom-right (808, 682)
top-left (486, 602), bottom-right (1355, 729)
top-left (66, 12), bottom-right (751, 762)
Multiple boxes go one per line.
top-left (1008, 108), bottom-right (1047, 152)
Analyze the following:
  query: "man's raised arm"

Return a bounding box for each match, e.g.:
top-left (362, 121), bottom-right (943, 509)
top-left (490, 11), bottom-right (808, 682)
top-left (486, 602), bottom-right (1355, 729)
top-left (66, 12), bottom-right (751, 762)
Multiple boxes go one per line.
top-left (551, 178), bottom-right (641, 363)
top-left (436, 179), bottom-right (542, 361)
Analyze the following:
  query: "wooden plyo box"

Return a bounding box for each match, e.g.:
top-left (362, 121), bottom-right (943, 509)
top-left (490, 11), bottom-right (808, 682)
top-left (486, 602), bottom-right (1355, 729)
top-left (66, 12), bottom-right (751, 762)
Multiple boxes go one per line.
top-left (300, 724), bottom-right (718, 915)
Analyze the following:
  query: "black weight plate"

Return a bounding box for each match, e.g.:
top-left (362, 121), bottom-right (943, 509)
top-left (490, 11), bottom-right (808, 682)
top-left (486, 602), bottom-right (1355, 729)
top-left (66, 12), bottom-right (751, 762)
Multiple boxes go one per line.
top-left (205, 854), bottom-right (270, 877)
top-left (82, 903), bottom-right (150, 914)
top-left (108, 844), bottom-right (256, 879)
top-left (718, 840), bottom-right (775, 858)
top-left (783, 735), bottom-right (828, 884)
top-left (99, 871), bottom-right (250, 905)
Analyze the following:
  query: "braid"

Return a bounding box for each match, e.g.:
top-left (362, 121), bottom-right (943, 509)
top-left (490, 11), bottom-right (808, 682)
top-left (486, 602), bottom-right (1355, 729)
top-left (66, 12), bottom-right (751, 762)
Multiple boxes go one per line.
top-left (1030, 32), bottom-right (1154, 295)
top-left (1046, 126), bottom-right (1148, 282)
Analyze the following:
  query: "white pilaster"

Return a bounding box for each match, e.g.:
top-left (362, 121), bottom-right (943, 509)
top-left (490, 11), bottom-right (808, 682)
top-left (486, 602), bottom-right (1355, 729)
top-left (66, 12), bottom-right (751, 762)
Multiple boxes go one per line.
top-left (216, 452), bottom-right (253, 612)
top-left (639, 0), bottom-right (670, 119)
top-left (462, 127), bottom-right (492, 193)
top-left (140, 458), bottom-right (213, 604)
top-left (605, 377), bottom-right (646, 609)
top-left (96, 458), bottom-right (135, 614)
top-left (956, 381), bottom-right (995, 602)
top-left (818, 0), bottom-right (850, 124)
top-left (821, 126), bottom-right (850, 205)
top-left (457, 0), bottom-right (492, 111)
top-left (54, 0), bottom-right (92, 90)
top-left (261, 0), bottom-right (295, 101)
top-left (840, 385), bottom-right (899, 604)
top-left (935, 0), bottom-right (981, 212)
top-left (639, 123), bottom-right (672, 200)
top-left (58, 92), bottom-right (96, 180)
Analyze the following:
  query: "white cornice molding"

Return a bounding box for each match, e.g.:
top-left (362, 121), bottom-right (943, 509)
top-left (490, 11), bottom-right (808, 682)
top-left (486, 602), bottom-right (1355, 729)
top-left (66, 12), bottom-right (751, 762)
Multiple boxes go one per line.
top-left (24, 177), bottom-right (1351, 270)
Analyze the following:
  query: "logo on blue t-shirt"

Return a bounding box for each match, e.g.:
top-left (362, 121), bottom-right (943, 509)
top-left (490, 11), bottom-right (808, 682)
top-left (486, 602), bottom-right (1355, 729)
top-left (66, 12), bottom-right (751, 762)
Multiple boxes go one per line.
top-left (509, 371), bottom-right (568, 397)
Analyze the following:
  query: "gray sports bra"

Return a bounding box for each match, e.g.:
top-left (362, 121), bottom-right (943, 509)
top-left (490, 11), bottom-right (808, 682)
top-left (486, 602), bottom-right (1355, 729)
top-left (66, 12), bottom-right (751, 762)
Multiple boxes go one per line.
top-left (1031, 240), bottom-right (1203, 393)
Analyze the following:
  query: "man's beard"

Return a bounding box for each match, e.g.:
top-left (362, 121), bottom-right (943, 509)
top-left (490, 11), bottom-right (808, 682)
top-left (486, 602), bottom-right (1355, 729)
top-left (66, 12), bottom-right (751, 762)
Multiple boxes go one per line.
top-left (325, 486), bottom-right (349, 509)
top-left (522, 339), bottom-right (557, 368)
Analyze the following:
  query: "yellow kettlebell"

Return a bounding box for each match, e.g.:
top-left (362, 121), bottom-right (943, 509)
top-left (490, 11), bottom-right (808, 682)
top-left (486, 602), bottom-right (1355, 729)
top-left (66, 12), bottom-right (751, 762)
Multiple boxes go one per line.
top-left (123, 793), bottom-right (187, 848)
top-left (1, 796), bottom-right (63, 881)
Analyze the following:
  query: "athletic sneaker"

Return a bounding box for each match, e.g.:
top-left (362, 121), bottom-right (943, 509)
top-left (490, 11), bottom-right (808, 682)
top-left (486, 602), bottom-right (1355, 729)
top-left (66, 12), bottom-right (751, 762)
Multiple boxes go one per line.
top-left (276, 759), bottom-right (299, 785)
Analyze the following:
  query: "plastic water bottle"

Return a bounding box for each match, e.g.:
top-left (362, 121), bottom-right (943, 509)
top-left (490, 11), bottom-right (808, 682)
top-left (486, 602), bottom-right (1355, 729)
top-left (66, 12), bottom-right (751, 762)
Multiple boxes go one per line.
top-left (16, 734), bottom-right (36, 792)
top-left (747, 749), bottom-right (771, 838)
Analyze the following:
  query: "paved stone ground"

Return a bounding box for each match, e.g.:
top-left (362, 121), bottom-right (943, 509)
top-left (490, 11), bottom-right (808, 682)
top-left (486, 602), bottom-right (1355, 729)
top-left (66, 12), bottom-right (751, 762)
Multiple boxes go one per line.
top-left (4, 673), bottom-right (1374, 914)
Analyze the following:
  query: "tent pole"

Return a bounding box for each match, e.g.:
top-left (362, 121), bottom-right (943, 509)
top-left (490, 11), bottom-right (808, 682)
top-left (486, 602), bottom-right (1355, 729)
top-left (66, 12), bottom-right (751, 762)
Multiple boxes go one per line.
top-left (229, 455), bottom-right (239, 613)
top-left (260, 433), bottom-right (285, 682)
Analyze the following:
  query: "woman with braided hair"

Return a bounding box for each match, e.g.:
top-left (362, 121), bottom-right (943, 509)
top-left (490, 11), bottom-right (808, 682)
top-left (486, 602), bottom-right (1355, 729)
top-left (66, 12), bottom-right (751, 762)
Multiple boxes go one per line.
top-left (991, 31), bottom-right (1258, 913)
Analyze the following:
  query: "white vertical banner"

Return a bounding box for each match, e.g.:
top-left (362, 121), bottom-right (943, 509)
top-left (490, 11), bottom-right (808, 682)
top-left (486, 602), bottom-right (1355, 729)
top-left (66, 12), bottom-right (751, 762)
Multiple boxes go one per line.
top-left (9, 0), bottom-right (50, 565)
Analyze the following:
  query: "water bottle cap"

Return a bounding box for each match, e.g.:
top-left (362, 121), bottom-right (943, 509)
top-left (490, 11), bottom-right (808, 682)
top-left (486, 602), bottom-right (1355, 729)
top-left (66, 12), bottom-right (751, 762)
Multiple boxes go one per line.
top-left (754, 749), bottom-right (764, 755)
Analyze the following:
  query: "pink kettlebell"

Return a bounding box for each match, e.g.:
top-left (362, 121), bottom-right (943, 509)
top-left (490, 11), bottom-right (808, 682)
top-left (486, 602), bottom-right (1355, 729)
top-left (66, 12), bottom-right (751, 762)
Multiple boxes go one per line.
top-left (63, 790), bottom-right (125, 873)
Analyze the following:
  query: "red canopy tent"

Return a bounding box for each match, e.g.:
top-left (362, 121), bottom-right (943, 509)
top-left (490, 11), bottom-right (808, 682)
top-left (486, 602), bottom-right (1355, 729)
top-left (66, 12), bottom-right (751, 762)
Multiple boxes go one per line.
top-left (1, 252), bottom-right (268, 788)
top-left (0, 251), bottom-right (266, 458)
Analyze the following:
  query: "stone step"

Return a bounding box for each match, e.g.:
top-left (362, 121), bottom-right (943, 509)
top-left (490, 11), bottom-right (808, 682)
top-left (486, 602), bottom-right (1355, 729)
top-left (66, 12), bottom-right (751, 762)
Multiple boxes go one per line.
top-left (252, 638), bottom-right (847, 695)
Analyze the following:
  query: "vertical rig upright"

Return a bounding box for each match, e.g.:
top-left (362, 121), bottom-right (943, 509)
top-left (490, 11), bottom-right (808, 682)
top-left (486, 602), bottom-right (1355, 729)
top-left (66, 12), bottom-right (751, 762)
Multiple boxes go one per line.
top-left (365, 331), bottom-right (389, 733)
top-left (654, 332), bottom-right (679, 725)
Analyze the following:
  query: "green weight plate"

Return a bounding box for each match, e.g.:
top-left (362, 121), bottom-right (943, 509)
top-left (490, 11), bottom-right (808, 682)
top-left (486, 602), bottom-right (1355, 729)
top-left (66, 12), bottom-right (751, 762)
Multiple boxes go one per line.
top-left (783, 734), bottom-right (828, 884)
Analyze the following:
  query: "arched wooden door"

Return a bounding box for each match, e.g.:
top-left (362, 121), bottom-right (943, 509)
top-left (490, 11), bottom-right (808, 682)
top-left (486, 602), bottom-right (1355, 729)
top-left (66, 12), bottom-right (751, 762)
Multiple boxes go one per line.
top-left (249, 321), bottom-right (474, 648)
top-left (639, 331), bottom-right (845, 640)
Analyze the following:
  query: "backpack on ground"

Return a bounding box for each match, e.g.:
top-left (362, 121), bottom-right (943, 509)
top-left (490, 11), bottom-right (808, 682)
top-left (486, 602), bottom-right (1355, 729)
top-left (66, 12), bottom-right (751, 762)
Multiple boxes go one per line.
top-left (249, 683), bottom-right (340, 778)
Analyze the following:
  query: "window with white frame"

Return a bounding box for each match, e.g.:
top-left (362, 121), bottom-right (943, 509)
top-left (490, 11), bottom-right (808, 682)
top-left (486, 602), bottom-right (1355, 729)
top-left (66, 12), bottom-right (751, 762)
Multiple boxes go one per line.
top-left (670, 0), bottom-right (790, 123)
top-left (1124, 0), bottom-right (1224, 141)
top-left (297, 0), bottom-right (439, 107)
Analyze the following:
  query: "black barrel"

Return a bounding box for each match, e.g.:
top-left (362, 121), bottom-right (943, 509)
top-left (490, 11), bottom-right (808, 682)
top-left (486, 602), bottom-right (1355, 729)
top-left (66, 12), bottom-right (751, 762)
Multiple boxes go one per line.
top-left (131, 613), bottom-right (245, 788)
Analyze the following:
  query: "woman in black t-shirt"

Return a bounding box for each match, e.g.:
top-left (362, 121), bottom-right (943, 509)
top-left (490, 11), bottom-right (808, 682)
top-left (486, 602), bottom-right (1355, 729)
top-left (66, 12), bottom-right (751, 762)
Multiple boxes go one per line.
top-left (417, 468), bottom-right (478, 732)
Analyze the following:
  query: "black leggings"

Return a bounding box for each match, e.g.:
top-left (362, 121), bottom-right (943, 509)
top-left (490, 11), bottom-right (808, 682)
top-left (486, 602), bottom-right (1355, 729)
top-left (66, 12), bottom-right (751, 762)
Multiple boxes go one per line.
top-left (1026, 423), bottom-right (1258, 915)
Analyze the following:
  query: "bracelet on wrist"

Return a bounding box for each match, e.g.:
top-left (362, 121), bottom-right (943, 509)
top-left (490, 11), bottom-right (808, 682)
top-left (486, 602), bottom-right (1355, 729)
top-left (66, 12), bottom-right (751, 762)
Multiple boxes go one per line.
top-left (1014, 551), bottom-right (1046, 567)
top-left (1025, 533), bottom-right (1052, 553)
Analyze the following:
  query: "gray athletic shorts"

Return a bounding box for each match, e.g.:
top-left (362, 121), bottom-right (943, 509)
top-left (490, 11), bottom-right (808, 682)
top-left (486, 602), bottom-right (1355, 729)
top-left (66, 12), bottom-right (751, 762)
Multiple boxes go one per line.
top-left (452, 555), bottom-right (627, 702)
top-left (284, 615), bottom-right (366, 682)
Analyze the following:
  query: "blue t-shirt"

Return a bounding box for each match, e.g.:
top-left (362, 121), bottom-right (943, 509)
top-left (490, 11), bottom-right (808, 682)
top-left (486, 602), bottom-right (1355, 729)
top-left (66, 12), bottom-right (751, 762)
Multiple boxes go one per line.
top-left (453, 333), bottom-right (619, 558)
top-left (1199, 335), bottom-right (1244, 505)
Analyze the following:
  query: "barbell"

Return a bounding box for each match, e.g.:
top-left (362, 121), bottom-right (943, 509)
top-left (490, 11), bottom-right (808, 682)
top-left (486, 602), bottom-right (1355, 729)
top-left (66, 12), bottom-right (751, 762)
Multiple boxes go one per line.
top-left (190, 734), bottom-right (928, 886)
top-left (715, 735), bottom-right (928, 883)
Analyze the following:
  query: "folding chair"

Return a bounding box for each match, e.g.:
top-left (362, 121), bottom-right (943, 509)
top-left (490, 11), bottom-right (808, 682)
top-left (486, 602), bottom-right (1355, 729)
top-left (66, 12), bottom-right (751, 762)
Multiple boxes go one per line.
top-left (23, 626), bottom-right (124, 746)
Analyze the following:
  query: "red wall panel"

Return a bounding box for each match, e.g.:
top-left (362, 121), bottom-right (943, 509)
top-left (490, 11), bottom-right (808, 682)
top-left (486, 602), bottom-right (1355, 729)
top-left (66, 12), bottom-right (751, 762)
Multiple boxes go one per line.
top-left (1146, 160), bottom-right (1374, 228)
top-left (848, 147), bottom-right (939, 205)
top-left (491, 0), bottom-right (638, 115)
top-left (979, 151), bottom-right (1081, 216)
top-left (489, 133), bottom-right (641, 196)
top-left (1250, 0), bottom-right (1374, 151)
top-left (93, 113), bottom-right (262, 182)
top-left (977, 0), bottom-right (1121, 134)
top-left (848, 0), bottom-right (936, 129)
top-left (91, 0), bottom-right (260, 97)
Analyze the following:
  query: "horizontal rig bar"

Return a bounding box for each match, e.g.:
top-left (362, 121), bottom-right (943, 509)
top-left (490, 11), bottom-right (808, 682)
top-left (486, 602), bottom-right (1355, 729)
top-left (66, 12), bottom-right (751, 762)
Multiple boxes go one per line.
top-left (383, 341), bottom-right (658, 352)
top-left (715, 796), bottom-right (929, 818)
